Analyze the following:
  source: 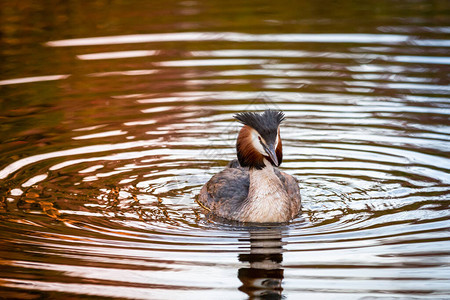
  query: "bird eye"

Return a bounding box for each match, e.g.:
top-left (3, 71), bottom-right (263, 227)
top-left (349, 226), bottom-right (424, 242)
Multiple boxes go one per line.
top-left (257, 136), bottom-right (267, 147)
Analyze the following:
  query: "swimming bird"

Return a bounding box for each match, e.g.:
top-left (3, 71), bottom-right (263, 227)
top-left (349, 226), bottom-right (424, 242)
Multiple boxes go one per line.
top-left (198, 110), bottom-right (301, 223)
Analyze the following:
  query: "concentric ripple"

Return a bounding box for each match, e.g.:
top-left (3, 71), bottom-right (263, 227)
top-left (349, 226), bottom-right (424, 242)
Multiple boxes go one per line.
top-left (1, 0), bottom-right (450, 299)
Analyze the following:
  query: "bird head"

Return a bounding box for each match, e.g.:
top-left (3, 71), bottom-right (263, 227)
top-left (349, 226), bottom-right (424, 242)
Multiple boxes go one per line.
top-left (234, 110), bottom-right (285, 170)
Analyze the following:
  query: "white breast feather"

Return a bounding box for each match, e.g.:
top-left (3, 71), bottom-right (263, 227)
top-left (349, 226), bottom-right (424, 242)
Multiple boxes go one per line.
top-left (240, 160), bottom-right (290, 222)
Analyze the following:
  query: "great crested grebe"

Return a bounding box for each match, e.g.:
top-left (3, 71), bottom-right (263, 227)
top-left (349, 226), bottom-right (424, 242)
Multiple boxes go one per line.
top-left (198, 110), bottom-right (301, 223)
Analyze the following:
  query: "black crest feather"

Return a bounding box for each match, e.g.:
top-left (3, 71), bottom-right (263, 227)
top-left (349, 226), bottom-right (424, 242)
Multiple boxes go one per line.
top-left (234, 110), bottom-right (285, 142)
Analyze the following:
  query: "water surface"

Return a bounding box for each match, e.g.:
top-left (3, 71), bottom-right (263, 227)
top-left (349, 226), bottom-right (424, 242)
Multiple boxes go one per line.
top-left (1, 0), bottom-right (450, 299)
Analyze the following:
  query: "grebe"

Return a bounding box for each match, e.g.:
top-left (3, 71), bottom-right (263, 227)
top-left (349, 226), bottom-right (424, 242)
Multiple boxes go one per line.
top-left (198, 110), bottom-right (301, 223)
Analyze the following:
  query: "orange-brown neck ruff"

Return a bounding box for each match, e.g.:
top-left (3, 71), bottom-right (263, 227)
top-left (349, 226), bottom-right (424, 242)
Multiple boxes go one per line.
top-left (236, 125), bottom-right (266, 170)
top-left (275, 129), bottom-right (283, 165)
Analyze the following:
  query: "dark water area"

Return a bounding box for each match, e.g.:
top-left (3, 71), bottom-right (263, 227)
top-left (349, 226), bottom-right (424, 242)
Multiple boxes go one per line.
top-left (1, 0), bottom-right (450, 299)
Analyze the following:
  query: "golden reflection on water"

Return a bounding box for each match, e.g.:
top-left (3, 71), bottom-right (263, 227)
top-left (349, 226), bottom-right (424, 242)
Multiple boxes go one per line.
top-left (1, 0), bottom-right (450, 299)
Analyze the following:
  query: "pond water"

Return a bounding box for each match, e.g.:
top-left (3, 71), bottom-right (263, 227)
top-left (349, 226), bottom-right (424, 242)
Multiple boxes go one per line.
top-left (1, 0), bottom-right (450, 299)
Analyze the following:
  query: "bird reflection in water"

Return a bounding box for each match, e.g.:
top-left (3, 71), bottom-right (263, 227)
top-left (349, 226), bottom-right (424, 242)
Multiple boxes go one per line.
top-left (238, 228), bottom-right (285, 299)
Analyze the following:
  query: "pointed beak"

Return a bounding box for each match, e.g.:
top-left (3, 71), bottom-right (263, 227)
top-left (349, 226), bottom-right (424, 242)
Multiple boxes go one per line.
top-left (263, 143), bottom-right (279, 167)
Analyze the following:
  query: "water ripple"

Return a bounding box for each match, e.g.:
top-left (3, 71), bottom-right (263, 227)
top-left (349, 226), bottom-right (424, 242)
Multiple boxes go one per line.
top-left (46, 32), bottom-right (449, 47)
top-left (1, 4), bottom-right (450, 298)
